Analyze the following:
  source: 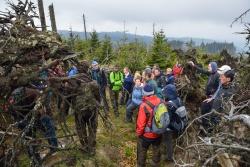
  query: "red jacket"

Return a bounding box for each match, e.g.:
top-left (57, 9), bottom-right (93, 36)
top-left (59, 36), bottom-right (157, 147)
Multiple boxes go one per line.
top-left (136, 95), bottom-right (161, 139)
top-left (173, 64), bottom-right (183, 77)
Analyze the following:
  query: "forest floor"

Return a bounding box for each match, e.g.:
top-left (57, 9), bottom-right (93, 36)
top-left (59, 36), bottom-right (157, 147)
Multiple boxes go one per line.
top-left (16, 103), bottom-right (176, 167)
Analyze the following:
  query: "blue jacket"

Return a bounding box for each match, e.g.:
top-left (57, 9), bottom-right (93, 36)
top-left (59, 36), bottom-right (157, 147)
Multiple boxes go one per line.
top-left (132, 86), bottom-right (143, 105)
top-left (166, 73), bottom-right (175, 85)
top-left (68, 66), bottom-right (78, 77)
top-left (123, 73), bottom-right (134, 93)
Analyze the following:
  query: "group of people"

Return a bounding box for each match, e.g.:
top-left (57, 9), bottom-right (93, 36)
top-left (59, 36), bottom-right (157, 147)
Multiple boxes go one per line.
top-left (89, 60), bottom-right (235, 166)
top-left (6, 57), bottom-right (235, 166)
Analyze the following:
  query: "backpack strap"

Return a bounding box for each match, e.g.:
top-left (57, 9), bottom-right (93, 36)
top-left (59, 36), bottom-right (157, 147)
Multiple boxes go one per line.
top-left (144, 100), bottom-right (155, 109)
top-left (168, 100), bottom-right (178, 109)
top-left (143, 104), bottom-right (152, 132)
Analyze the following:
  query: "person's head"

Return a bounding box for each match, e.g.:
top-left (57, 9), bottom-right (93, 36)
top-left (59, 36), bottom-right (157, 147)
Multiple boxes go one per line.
top-left (134, 71), bottom-right (141, 81)
top-left (144, 67), bottom-right (152, 74)
top-left (123, 67), bottom-right (129, 75)
top-left (220, 70), bottom-right (235, 85)
top-left (218, 65), bottom-right (231, 75)
top-left (91, 60), bottom-right (99, 70)
top-left (154, 67), bottom-right (161, 77)
top-left (134, 77), bottom-right (141, 87)
top-left (113, 65), bottom-right (119, 72)
top-left (208, 62), bottom-right (217, 73)
top-left (143, 84), bottom-right (154, 96)
top-left (165, 84), bottom-right (178, 100)
top-left (153, 64), bottom-right (159, 70)
top-left (145, 72), bottom-right (152, 80)
top-left (79, 60), bottom-right (90, 73)
top-left (166, 68), bottom-right (172, 75)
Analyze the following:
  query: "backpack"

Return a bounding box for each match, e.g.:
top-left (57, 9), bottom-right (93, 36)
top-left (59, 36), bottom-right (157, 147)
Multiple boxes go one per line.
top-left (167, 98), bottom-right (188, 134)
top-left (144, 100), bottom-right (170, 134)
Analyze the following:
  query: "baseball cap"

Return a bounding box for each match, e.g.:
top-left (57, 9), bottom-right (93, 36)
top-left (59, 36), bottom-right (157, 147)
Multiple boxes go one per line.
top-left (217, 65), bottom-right (231, 75)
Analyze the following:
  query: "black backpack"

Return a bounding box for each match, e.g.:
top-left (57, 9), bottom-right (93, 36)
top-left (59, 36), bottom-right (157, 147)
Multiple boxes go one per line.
top-left (167, 98), bottom-right (188, 135)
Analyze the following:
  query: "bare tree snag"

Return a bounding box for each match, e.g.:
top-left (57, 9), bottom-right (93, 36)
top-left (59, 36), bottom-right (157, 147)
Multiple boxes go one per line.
top-left (49, 3), bottom-right (57, 32)
top-left (37, 0), bottom-right (46, 31)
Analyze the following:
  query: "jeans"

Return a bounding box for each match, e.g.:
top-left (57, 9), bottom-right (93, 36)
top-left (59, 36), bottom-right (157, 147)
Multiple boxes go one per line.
top-left (126, 101), bottom-right (138, 122)
top-left (137, 137), bottom-right (161, 167)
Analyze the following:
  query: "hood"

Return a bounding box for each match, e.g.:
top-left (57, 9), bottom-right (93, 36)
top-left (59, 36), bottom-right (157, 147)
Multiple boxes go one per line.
top-left (210, 62), bottom-right (218, 73)
top-left (165, 84), bottom-right (178, 100)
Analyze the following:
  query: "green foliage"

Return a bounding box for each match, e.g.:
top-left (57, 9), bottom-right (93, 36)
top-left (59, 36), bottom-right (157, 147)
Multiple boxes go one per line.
top-left (148, 30), bottom-right (177, 69)
top-left (113, 41), bottom-right (147, 73)
top-left (99, 34), bottom-right (113, 64)
top-left (89, 30), bottom-right (100, 52)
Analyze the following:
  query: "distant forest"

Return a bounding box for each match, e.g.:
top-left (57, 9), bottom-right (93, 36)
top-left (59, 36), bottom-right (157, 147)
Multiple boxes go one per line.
top-left (168, 40), bottom-right (236, 54)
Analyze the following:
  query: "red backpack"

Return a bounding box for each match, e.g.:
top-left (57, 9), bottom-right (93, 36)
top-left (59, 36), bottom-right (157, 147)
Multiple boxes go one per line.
top-left (173, 64), bottom-right (183, 77)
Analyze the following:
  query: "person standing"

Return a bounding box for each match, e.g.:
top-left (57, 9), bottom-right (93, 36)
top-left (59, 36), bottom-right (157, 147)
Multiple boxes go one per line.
top-left (120, 67), bottom-right (134, 105)
top-left (109, 65), bottom-right (123, 117)
top-left (136, 84), bottom-right (162, 167)
top-left (90, 60), bottom-right (109, 114)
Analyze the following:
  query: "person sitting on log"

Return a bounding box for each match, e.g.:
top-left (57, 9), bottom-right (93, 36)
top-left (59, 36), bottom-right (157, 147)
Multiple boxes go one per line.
top-left (188, 61), bottom-right (221, 131)
top-left (200, 65), bottom-right (235, 132)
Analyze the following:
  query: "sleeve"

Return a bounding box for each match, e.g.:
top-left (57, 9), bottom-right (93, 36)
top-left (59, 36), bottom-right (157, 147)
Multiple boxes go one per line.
top-left (136, 104), bottom-right (147, 136)
top-left (194, 65), bottom-right (210, 75)
top-left (114, 72), bottom-right (123, 86)
top-left (121, 72), bottom-right (124, 83)
top-left (211, 83), bottom-right (221, 100)
top-left (109, 72), bottom-right (115, 84)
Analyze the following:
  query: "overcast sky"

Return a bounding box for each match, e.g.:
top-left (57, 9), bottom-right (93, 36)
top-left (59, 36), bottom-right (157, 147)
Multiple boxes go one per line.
top-left (1, 0), bottom-right (249, 49)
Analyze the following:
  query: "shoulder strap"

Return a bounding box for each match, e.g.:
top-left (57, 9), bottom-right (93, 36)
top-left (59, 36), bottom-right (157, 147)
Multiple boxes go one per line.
top-left (144, 100), bottom-right (155, 109)
top-left (168, 100), bottom-right (178, 109)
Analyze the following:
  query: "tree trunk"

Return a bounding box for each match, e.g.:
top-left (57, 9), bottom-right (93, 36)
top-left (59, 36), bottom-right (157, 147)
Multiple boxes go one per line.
top-left (37, 0), bottom-right (46, 31)
top-left (49, 4), bottom-right (57, 32)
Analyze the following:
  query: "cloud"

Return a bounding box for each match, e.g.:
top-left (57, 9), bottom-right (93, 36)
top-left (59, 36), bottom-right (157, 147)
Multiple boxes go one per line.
top-left (0, 0), bottom-right (249, 48)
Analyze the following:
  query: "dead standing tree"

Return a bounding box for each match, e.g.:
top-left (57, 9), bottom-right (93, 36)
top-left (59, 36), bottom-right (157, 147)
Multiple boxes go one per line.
top-left (48, 3), bottom-right (57, 33)
top-left (37, 0), bottom-right (46, 31)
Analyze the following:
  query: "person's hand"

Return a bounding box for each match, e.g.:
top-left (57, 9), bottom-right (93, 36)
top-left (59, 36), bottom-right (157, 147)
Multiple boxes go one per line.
top-left (188, 61), bottom-right (195, 67)
top-left (203, 98), bottom-right (213, 103)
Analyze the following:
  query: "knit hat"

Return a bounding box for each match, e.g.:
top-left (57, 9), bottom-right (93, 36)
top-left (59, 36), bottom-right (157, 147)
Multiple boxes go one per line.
top-left (209, 62), bottom-right (218, 73)
top-left (143, 84), bottom-right (154, 96)
top-left (218, 65), bottom-right (231, 75)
